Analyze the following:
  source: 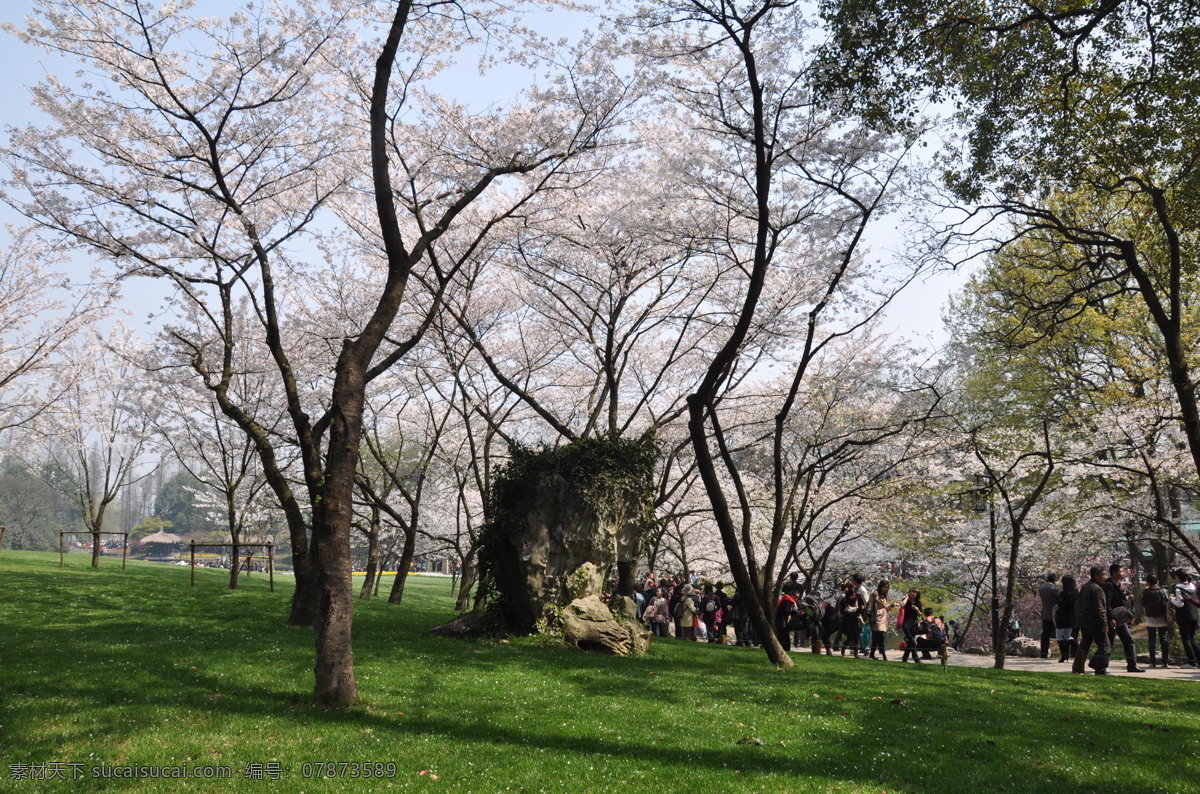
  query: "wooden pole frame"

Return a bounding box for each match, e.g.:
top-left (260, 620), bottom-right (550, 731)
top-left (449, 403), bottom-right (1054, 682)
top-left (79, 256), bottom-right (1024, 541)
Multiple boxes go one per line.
top-left (59, 531), bottom-right (129, 569)
top-left (189, 542), bottom-right (275, 591)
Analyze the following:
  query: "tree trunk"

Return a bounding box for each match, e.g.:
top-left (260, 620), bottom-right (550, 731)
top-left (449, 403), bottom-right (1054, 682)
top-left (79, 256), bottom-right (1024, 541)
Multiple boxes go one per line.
top-left (688, 398), bottom-right (793, 669)
top-left (387, 525), bottom-right (417, 605)
top-left (90, 530), bottom-right (101, 568)
top-left (994, 526), bottom-right (1021, 670)
top-left (455, 556), bottom-right (476, 612)
top-left (311, 517), bottom-right (357, 706)
top-left (359, 510), bottom-right (381, 601)
top-left (229, 540), bottom-right (241, 589)
top-left (310, 360), bottom-right (366, 707)
top-left (473, 573), bottom-right (490, 612)
top-left (360, 543), bottom-right (379, 601)
top-left (228, 493), bottom-right (241, 589)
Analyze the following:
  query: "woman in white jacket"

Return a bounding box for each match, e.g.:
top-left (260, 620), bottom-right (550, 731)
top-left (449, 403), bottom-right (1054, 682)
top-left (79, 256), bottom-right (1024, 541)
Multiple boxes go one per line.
top-left (1169, 570), bottom-right (1200, 669)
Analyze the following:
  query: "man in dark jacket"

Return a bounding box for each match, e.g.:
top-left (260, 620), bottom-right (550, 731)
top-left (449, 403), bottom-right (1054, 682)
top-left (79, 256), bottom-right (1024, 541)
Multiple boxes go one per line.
top-left (1072, 565), bottom-right (1112, 675)
top-left (1104, 563), bottom-right (1144, 672)
top-left (1038, 574), bottom-right (1061, 659)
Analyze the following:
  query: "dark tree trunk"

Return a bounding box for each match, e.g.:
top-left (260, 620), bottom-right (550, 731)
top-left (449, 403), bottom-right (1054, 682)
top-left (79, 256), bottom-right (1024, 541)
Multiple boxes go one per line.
top-left (359, 507), bottom-right (381, 601)
top-left (473, 573), bottom-right (490, 612)
top-left (228, 493), bottom-right (241, 589)
top-left (689, 397), bottom-right (793, 669)
top-left (229, 540), bottom-right (241, 589)
top-left (311, 358), bottom-right (366, 707)
top-left (289, 565), bottom-right (320, 627)
top-left (360, 543), bottom-right (379, 600)
top-left (387, 525), bottom-right (417, 605)
top-left (455, 556), bottom-right (476, 612)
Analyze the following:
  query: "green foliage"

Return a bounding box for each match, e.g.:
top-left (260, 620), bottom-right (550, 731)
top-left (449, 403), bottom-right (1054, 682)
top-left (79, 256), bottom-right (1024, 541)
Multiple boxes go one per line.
top-left (129, 515), bottom-right (174, 542)
top-left (478, 433), bottom-right (658, 633)
top-left (2, 551), bottom-right (1199, 792)
top-left (818, 0), bottom-right (1200, 201)
top-left (155, 470), bottom-right (216, 537)
top-left (0, 462), bottom-right (79, 551)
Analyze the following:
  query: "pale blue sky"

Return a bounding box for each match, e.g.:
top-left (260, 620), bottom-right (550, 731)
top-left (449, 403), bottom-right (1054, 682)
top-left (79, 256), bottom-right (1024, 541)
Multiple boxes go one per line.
top-left (0, 0), bottom-right (967, 352)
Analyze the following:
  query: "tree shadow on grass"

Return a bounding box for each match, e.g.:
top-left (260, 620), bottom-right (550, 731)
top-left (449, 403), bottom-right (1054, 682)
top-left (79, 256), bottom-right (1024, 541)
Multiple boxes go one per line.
top-left (1, 556), bottom-right (1191, 793)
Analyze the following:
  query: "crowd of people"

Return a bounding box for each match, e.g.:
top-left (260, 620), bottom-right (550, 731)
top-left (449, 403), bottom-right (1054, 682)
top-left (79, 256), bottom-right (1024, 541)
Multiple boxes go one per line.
top-left (634, 573), bottom-right (955, 661)
top-left (1038, 565), bottom-right (1200, 675)
top-left (633, 564), bottom-right (1200, 674)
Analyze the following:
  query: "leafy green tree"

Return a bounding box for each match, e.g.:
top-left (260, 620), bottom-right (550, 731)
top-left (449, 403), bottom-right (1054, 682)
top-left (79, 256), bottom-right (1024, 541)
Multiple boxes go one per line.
top-left (948, 219), bottom-right (1200, 566)
top-left (819, 0), bottom-right (1200, 493)
top-left (154, 471), bottom-right (213, 538)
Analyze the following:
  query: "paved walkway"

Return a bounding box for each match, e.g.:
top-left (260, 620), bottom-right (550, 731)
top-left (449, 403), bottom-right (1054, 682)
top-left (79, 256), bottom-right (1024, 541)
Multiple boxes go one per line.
top-left (808, 647), bottom-right (1199, 680)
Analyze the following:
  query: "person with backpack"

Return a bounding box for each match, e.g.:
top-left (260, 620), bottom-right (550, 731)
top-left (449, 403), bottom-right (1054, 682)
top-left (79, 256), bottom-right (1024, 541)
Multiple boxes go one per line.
top-left (644, 587), bottom-right (671, 638)
top-left (727, 591), bottom-right (757, 647)
top-left (797, 594), bottom-right (832, 654)
top-left (783, 574), bottom-right (804, 647)
top-left (699, 583), bottom-right (722, 643)
top-left (1054, 575), bottom-right (1079, 663)
top-left (1169, 569), bottom-right (1200, 668)
top-left (1142, 574), bottom-right (1171, 668)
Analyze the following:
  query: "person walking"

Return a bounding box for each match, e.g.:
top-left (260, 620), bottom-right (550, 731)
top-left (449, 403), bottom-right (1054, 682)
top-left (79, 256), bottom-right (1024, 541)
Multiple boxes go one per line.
top-left (1169, 569), bottom-right (1200, 668)
top-left (1038, 574), bottom-right (1061, 659)
top-left (867, 581), bottom-right (894, 660)
top-left (1104, 564), bottom-right (1144, 672)
top-left (711, 582), bottom-right (730, 644)
top-left (899, 588), bottom-right (924, 663)
top-left (1072, 566), bottom-right (1112, 676)
top-left (837, 583), bottom-right (866, 658)
top-left (1142, 575), bottom-right (1171, 668)
top-left (1054, 575), bottom-right (1079, 663)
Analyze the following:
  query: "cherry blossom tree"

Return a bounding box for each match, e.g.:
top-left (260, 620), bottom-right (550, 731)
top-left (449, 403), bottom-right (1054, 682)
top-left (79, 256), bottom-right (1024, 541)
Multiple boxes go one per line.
top-left (0, 229), bottom-right (114, 432)
top-left (622, 0), bottom-right (925, 667)
top-left (148, 349), bottom-right (283, 589)
top-left (4, 0), bottom-right (630, 704)
top-left (34, 326), bottom-right (154, 568)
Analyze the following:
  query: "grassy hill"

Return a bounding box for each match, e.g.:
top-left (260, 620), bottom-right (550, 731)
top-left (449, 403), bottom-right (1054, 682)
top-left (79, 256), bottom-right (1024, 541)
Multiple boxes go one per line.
top-left (0, 551), bottom-right (1194, 792)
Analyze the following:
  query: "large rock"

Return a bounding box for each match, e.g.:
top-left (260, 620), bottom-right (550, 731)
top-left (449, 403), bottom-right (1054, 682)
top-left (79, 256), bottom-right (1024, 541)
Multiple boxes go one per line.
top-left (502, 472), bottom-right (645, 629)
top-left (560, 595), bottom-right (651, 656)
top-left (1007, 636), bottom-right (1042, 657)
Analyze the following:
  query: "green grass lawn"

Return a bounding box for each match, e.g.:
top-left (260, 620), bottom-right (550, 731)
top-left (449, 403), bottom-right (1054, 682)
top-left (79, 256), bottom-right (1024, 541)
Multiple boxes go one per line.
top-left (1, 550), bottom-right (1195, 793)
